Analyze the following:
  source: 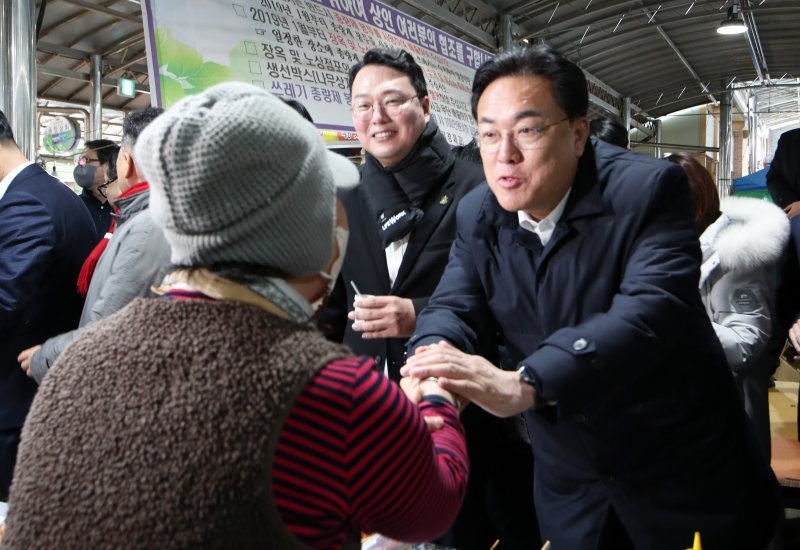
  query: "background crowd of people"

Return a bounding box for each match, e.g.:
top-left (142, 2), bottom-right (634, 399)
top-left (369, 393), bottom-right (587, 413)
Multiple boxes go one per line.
top-left (0, 43), bottom-right (798, 549)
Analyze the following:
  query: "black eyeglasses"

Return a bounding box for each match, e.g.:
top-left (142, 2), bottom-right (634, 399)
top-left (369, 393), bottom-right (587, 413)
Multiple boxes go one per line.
top-left (477, 117), bottom-right (570, 153)
top-left (98, 177), bottom-right (116, 199)
top-left (351, 95), bottom-right (421, 120)
top-left (78, 156), bottom-right (101, 166)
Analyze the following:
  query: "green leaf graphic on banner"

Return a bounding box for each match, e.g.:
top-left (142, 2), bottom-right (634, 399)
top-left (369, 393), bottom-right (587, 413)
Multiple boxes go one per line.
top-left (155, 27), bottom-right (234, 107)
top-left (229, 41), bottom-right (260, 85)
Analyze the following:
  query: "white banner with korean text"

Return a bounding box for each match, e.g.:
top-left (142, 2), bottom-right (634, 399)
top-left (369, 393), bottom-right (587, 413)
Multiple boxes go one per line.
top-left (140, 0), bottom-right (493, 146)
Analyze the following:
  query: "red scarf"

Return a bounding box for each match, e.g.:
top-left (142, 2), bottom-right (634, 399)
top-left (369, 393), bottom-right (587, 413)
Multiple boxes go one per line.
top-left (77, 181), bottom-right (150, 296)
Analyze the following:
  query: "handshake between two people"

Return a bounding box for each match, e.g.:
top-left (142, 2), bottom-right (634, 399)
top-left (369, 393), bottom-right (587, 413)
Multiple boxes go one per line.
top-left (401, 340), bottom-right (537, 425)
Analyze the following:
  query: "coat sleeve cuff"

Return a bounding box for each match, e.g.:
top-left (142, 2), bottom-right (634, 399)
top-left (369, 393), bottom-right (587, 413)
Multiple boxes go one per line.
top-left (523, 329), bottom-right (600, 414)
top-left (30, 346), bottom-right (51, 385)
top-left (411, 297), bottom-right (429, 316)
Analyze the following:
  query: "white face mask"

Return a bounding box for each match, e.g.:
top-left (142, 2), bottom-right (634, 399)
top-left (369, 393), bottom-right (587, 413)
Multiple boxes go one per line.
top-left (311, 225), bottom-right (349, 312)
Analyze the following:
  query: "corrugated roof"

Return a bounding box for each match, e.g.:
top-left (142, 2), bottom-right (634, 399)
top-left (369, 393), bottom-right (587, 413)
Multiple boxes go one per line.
top-left (32, 0), bottom-right (800, 140)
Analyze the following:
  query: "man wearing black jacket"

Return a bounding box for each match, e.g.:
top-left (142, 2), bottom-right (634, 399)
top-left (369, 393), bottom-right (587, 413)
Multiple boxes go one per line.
top-left (767, 128), bottom-right (800, 215)
top-left (767, 128), bottom-right (800, 435)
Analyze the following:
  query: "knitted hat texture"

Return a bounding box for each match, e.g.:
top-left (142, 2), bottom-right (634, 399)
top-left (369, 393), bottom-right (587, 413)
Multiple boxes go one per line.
top-left (135, 82), bottom-right (358, 276)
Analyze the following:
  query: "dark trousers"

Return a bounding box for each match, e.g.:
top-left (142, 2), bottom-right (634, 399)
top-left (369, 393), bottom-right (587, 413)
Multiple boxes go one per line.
top-left (436, 411), bottom-right (540, 550)
top-left (598, 507), bottom-right (635, 550)
top-left (733, 360), bottom-right (773, 461)
top-left (762, 218), bottom-right (800, 438)
top-left (0, 427), bottom-right (21, 501)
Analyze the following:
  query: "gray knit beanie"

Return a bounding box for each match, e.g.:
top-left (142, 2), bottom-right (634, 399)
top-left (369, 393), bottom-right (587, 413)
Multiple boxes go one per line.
top-left (135, 82), bottom-right (358, 276)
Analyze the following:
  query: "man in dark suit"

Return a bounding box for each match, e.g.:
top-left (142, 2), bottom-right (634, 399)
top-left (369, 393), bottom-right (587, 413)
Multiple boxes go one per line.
top-left (319, 49), bottom-right (538, 549)
top-left (319, 48), bottom-right (485, 381)
top-left (766, 128), bottom-right (800, 270)
top-left (768, 128), bottom-right (800, 435)
top-left (767, 127), bottom-right (800, 216)
top-left (0, 109), bottom-right (96, 499)
top-left (403, 46), bottom-right (780, 549)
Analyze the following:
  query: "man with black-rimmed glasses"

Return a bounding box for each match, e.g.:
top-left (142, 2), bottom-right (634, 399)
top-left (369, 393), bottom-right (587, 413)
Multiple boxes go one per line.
top-left (74, 139), bottom-right (117, 240)
top-left (403, 45), bottom-right (780, 549)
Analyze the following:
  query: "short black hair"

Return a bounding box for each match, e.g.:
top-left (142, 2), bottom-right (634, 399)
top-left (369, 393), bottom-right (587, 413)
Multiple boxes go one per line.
top-left (471, 45), bottom-right (588, 121)
top-left (105, 145), bottom-right (120, 181)
top-left (279, 98), bottom-right (314, 124)
top-left (590, 116), bottom-right (629, 149)
top-left (451, 139), bottom-right (482, 165)
top-left (85, 139), bottom-right (118, 166)
top-left (0, 109), bottom-right (15, 144)
top-left (348, 48), bottom-right (427, 97)
top-left (121, 107), bottom-right (164, 148)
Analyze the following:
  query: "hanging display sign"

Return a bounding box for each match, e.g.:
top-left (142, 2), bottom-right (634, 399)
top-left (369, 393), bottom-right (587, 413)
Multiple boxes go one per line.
top-left (42, 116), bottom-right (80, 154)
top-left (140, 0), bottom-right (492, 146)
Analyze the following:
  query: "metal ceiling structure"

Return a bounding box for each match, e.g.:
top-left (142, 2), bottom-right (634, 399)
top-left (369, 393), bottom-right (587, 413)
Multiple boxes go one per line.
top-left (380, 0), bottom-right (800, 126)
top-left (31, 0), bottom-right (800, 140)
top-left (506, 0), bottom-right (800, 123)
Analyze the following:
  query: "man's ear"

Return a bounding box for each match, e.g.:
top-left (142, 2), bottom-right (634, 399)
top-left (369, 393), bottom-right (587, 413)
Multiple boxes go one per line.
top-left (573, 117), bottom-right (590, 157)
top-left (121, 151), bottom-right (136, 179)
top-left (420, 95), bottom-right (431, 122)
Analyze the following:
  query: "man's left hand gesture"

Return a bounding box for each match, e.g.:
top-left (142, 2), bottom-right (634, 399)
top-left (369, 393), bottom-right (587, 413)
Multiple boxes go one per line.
top-left (402, 341), bottom-right (535, 418)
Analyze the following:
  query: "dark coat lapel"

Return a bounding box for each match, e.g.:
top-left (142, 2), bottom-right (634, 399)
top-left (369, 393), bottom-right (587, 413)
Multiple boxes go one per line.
top-left (392, 181), bottom-right (455, 295)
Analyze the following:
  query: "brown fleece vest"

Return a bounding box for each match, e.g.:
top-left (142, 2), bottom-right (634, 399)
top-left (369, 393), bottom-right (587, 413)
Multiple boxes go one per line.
top-left (3, 298), bottom-right (359, 549)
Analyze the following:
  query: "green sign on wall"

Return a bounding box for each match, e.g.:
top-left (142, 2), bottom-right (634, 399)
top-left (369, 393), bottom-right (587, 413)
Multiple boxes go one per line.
top-left (42, 116), bottom-right (80, 154)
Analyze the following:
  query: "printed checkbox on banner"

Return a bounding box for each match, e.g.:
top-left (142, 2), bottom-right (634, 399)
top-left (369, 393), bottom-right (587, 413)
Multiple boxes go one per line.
top-left (249, 61), bottom-right (262, 75)
top-left (244, 41), bottom-right (257, 55)
top-left (252, 81), bottom-right (266, 89)
top-left (232, 4), bottom-right (246, 17)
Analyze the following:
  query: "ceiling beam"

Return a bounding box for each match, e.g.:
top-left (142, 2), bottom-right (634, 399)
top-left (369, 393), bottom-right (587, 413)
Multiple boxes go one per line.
top-left (37, 43), bottom-right (148, 75)
top-left (741, 0), bottom-right (769, 81)
top-left (652, 24), bottom-right (717, 104)
top-left (59, 0), bottom-right (142, 23)
top-left (104, 54), bottom-right (148, 77)
top-left (40, 0), bottom-right (125, 35)
top-left (38, 41), bottom-right (90, 60)
top-left (38, 64), bottom-right (150, 93)
top-left (101, 34), bottom-right (146, 58)
top-left (456, 0), bottom-right (498, 16)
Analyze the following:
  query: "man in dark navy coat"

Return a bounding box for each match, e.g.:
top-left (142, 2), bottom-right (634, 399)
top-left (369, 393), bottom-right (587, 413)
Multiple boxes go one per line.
top-left (403, 46), bottom-right (780, 549)
top-left (0, 109), bottom-right (96, 499)
top-left (766, 127), bottom-right (800, 215)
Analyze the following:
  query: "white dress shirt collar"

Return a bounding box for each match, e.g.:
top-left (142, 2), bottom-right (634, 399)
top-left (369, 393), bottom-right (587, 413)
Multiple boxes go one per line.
top-left (517, 188), bottom-right (572, 247)
top-left (0, 161), bottom-right (34, 201)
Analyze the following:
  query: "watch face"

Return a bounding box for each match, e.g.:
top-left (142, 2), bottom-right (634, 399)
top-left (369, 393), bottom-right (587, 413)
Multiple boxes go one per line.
top-left (518, 365), bottom-right (536, 386)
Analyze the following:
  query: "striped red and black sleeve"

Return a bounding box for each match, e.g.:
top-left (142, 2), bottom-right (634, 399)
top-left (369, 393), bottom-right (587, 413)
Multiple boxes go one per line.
top-left (273, 355), bottom-right (468, 549)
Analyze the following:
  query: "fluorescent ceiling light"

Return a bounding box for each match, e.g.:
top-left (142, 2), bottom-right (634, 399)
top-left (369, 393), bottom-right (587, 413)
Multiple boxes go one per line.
top-left (717, 3), bottom-right (747, 35)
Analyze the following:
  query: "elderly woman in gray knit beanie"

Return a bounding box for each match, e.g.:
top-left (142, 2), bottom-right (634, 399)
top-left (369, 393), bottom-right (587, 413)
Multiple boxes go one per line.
top-left (2, 83), bottom-right (468, 549)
